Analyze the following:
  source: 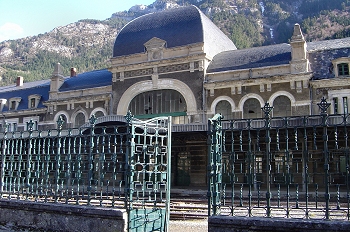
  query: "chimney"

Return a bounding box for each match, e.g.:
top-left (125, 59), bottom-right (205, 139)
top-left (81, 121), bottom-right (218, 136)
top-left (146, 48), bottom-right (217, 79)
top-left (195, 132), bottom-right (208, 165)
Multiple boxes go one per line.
top-left (70, 67), bottom-right (77, 77)
top-left (16, 76), bottom-right (23, 86)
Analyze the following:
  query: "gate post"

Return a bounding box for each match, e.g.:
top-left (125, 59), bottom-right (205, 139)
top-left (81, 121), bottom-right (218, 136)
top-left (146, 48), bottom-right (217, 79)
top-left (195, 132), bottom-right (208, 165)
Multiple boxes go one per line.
top-left (262, 102), bottom-right (273, 217)
top-left (207, 114), bottom-right (223, 216)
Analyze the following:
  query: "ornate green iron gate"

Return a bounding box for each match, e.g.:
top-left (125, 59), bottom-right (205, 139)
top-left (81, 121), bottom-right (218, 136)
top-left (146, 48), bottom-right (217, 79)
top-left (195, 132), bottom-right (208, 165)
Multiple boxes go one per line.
top-left (0, 113), bottom-right (171, 231)
top-left (125, 113), bottom-right (172, 232)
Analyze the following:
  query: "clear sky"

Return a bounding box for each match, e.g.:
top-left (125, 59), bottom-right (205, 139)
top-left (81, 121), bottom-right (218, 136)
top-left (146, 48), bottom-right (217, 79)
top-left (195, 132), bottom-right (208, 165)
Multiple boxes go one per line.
top-left (0, 0), bottom-right (155, 42)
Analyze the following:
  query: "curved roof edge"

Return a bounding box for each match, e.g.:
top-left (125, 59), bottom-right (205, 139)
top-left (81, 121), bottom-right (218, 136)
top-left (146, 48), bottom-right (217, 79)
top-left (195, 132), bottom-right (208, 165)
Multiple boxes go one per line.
top-left (112, 5), bottom-right (236, 58)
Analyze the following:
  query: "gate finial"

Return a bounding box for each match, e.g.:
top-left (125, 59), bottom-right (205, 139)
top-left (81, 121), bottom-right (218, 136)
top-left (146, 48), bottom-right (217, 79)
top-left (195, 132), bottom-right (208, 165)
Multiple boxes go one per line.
top-left (89, 114), bottom-right (97, 127)
top-left (27, 119), bottom-right (35, 132)
top-left (56, 115), bottom-right (65, 130)
top-left (261, 102), bottom-right (273, 118)
top-left (125, 111), bottom-right (134, 124)
top-left (317, 97), bottom-right (330, 115)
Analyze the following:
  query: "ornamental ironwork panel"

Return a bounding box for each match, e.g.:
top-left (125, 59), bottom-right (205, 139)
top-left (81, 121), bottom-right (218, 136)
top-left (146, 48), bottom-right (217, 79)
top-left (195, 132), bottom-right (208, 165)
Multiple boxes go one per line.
top-left (0, 117), bottom-right (127, 206)
top-left (125, 112), bottom-right (172, 232)
top-left (208, 98), bottom-right (350, 220)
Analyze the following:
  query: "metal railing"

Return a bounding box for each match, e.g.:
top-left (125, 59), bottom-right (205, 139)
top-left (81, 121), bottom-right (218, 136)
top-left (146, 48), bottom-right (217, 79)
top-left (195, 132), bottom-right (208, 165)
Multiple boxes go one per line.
top-left (0, 115), bottom-right (128, 207)
top-left (208, 98), bottom-right (350, 220)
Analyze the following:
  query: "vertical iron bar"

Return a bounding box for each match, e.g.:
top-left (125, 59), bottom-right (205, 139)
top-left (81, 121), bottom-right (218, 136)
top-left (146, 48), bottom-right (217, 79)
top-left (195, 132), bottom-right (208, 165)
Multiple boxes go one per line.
top-left (262, 102), bottom-right (273, 217)
top-left (247, 119), bottom-right (252, 217)
top-left (318, 97), bottom-right (331, 220)
top-left (0, 127), bottom-right (7, 195)
top-left (230, 121), bottom-right (235, 216)
top-left (344, 113), bottom-right (349, 220)
top-left (87, 116), bottom-right (97, 205)
top-left (165, 116), bottom-right (172, 232)
top-left (26, 124), bottom-right (33, 200)
top-left (285, 117), bottom-right (290, 218)
top-left (303, 116), bottom-right (309, 219)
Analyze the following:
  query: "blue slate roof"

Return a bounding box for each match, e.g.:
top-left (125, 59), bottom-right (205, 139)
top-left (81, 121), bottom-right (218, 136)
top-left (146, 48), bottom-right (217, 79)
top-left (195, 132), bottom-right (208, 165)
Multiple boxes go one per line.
top-left (113, 5), bottom-right (236, 57)
top-left (59, 69), bottom-right (112, 91)
top-left (0, 81), bottom-right (50, 112)
top-left (307, 37), bottom-right (350, 80)
top-left (207, 43), bottom-right (291, 73)
top-left (0, 69), bottom-right (112, 112)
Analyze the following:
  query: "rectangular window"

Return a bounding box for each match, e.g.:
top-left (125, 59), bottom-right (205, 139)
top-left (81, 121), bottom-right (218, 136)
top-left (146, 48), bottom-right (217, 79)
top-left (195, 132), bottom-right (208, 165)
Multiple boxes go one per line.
top-left (30, 98), bottom-right (36, 108)
top-left (10, 101), bottom-right (16, 110)
top-left (343, 97), bottom-right (348, 114)
top-left (338, 63), bottom-right (349, 76)
top-left (333, 97), bottom-right (338, 114)
top-left (5, 122), bottom-right (17, 132)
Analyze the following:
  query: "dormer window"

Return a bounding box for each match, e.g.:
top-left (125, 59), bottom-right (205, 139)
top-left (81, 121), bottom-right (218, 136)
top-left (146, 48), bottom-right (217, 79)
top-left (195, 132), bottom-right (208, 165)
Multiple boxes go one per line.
top-left (30, 98), bottom-right (35, 108)
top-left (332, 58), bottom-right (350, 77)
top-left (10, 101), bottom-right (15, 110)
top-left (8, 97), bottom-right (21, 111)
top-left (338, 63), bottom-right (349, 76)
top-left (28, 94), bottom-right (41, 109)
top-left (0, 99), bottom-right (6, 111)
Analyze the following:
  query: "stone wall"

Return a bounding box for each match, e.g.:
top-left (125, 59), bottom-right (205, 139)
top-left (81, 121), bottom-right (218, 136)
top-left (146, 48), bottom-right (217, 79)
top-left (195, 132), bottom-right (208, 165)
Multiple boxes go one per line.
top-left (208, 216), bottom-right (350, 232)
top-left (0, 199), bottom-right (127, 232)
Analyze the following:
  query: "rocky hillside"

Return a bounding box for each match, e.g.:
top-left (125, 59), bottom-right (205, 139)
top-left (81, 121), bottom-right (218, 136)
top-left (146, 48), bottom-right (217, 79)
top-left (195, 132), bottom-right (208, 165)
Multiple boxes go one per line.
top-left (0, 0), bottom-right (350, 86)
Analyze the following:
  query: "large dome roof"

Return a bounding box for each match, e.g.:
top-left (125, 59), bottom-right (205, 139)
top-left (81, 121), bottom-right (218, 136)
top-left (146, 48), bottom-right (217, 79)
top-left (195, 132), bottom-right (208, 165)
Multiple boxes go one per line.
top-left (113, 5), bottom-right (236, 57)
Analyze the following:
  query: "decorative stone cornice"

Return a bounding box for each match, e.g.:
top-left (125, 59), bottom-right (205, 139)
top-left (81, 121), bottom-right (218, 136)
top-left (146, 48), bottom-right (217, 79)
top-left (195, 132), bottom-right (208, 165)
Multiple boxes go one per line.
top-left (1, 108), bottom-right (47, 117)
top-left (310, 78), bottom-right (350, 88)
top-left (204, 73), bottom-right (312, 90)
top-left (44, 93), bottom-right (111, 106)
top-left (110, 42), bottom-right (205, 68)
top-left (111, 60), bottom-right (203, 82)
top-left (48, 86), bottom-right (111, 101)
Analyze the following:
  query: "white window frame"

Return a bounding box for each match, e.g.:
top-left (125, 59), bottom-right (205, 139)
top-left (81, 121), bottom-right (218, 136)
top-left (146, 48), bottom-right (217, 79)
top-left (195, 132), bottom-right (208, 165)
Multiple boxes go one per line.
top-left (8, 97), bottom-right (21, 111)
top-left (332, 58), bottom-right (350, 77)
top-left (4, 118), bottom-right (19, 132)
top-left (328, 89), bottom-right (350, 114)
top-left (0, 99), bottom-right (7, 111)
top-left (28, 94), bottom-right (41, 109)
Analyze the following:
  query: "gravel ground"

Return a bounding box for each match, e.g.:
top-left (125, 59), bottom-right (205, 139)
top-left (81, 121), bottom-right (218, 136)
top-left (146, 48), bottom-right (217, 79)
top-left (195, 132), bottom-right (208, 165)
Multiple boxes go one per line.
top-left (169, 219), bottom-right (208, 232)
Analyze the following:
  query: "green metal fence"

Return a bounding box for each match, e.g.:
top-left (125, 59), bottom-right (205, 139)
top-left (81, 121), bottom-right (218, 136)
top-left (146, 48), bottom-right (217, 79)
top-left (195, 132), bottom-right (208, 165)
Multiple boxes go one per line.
top-left (0, 113), bottom-right (171, 232)
top-left (208, 98), bottom-right (350, 220)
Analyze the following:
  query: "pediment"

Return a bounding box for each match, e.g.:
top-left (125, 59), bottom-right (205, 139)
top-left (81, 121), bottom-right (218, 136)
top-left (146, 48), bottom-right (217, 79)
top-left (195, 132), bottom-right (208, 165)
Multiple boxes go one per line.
top-left (144, 37), bottom-right (166, 50)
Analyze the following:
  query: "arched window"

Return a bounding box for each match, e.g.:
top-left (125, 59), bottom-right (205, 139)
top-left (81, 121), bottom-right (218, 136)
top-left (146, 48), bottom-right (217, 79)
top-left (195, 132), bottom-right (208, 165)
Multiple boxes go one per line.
top-left (273, 96), bottom-right (291, 117)
top-left (75, 112), bottom-right (86, 127)
top-left (215, 100), bottom-right (233, 120)
top-left (128, 89), bottom-right (187, 119)
top-left (243, 98), bottom-right (261, 119)
top-left (94, 111), bottom-right (105, 118)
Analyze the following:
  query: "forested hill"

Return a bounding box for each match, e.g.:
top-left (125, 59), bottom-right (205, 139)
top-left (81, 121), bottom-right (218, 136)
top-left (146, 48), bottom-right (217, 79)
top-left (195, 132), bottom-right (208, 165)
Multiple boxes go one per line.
top-left (0, 0), bottom-right (350, 86)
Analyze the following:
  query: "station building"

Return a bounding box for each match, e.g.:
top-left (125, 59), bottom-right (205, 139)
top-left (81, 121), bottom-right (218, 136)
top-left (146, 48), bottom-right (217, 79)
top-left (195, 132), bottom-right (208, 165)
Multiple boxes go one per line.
top-left (0, 5), bottom-right (349, 186)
